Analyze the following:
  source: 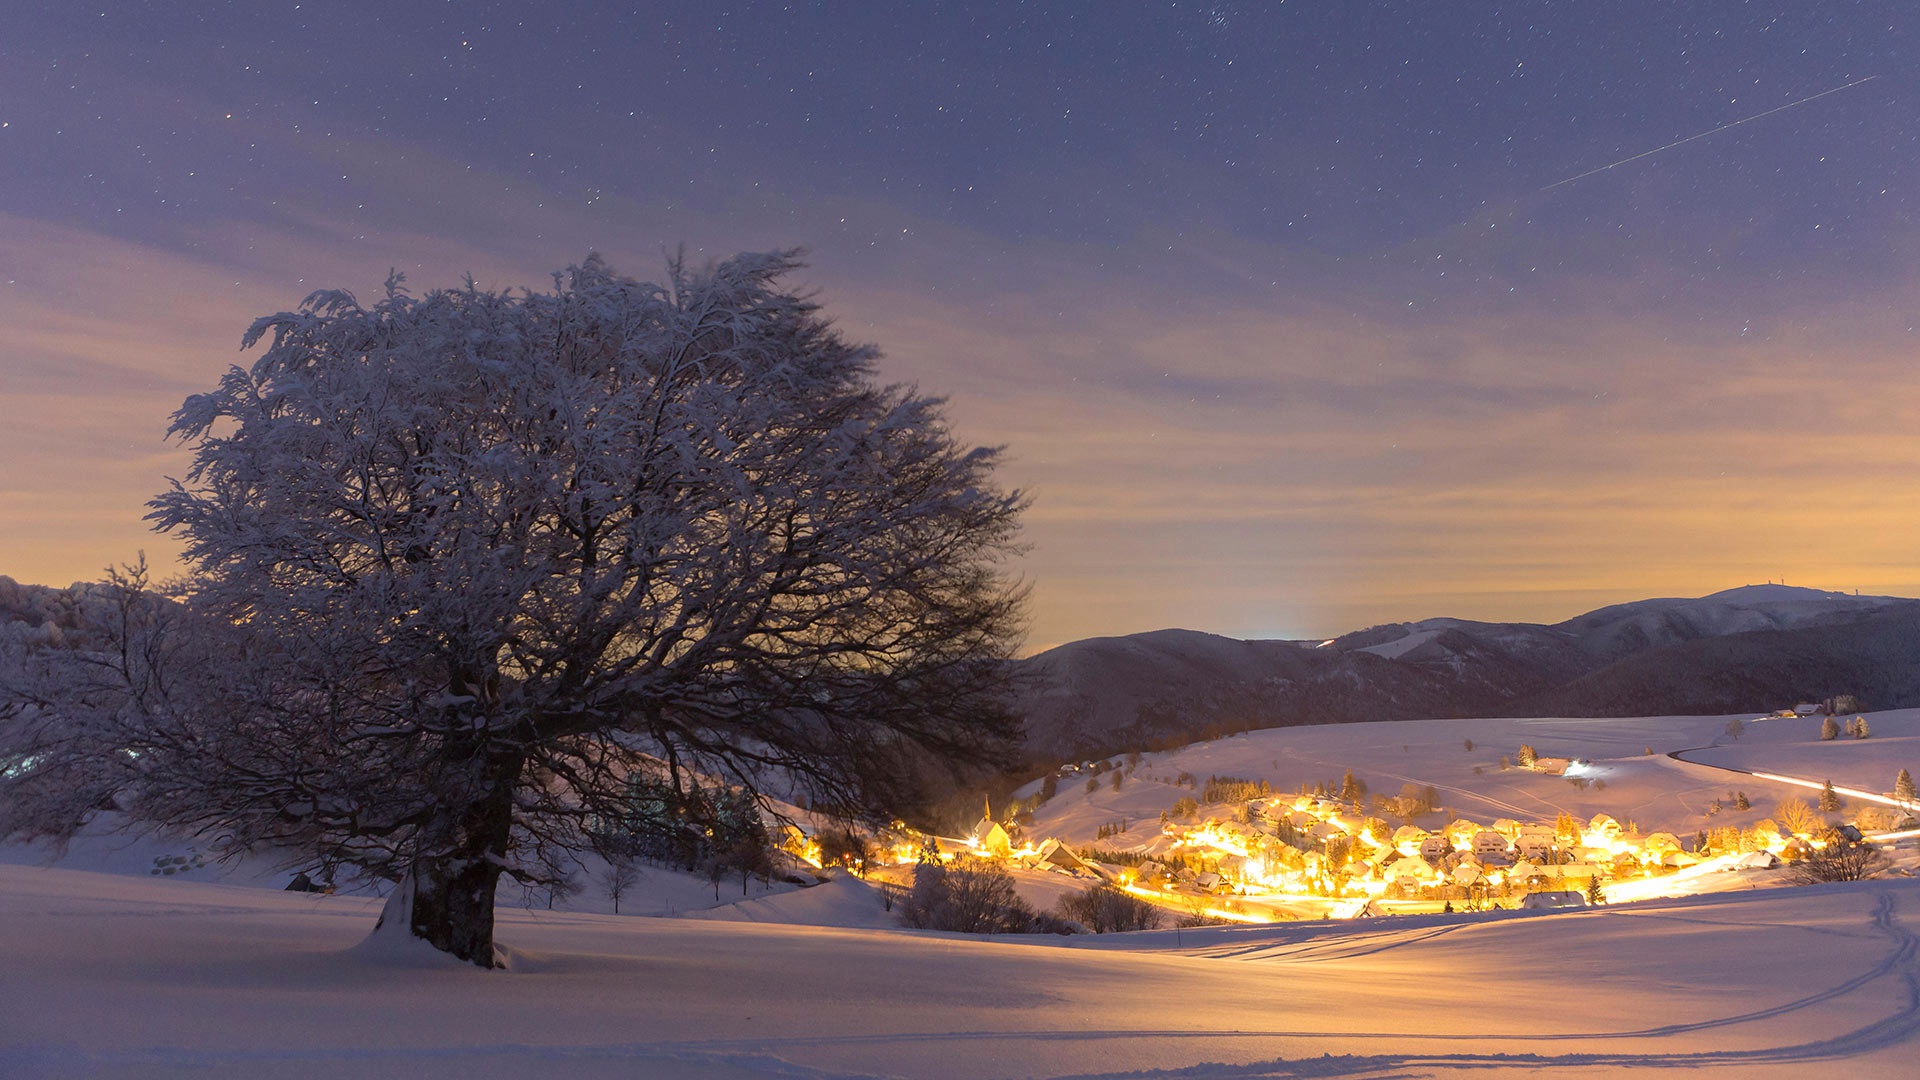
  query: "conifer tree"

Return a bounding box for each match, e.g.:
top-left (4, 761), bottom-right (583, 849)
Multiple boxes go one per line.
top-left (1895, 769), bottom-right (1915, 803)
top-left (1819, 780), bottom-right (1842, 813)
top-left (1820, 716), bottom-right (1841, 741)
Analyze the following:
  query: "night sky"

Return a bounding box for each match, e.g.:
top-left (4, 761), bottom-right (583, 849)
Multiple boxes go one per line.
top-left (3, 2), bottom-right (1915, 650)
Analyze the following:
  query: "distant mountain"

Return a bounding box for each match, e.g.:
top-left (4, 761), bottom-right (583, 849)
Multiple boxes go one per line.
top-left (1013, 585), bottom-right (1918, 761)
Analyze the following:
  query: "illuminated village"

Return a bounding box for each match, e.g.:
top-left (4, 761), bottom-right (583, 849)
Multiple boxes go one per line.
top-left (836, 745), bottom-right (1882, 925)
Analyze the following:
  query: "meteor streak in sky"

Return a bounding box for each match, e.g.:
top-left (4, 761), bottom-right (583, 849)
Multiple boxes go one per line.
top-left (1542, 75), bottom-right (1879, 191)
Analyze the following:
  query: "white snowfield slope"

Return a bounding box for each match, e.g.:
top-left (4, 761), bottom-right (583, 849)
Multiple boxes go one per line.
top-left (2, 864), bottom-right (1918, 1079)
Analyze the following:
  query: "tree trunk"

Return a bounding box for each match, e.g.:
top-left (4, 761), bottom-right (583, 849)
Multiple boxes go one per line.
top-left (408, 762), bottom-right (518, 967)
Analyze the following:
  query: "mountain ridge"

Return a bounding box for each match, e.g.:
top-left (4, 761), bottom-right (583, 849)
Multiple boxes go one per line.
top-left (1012, 585), bottom-right (1919, 761)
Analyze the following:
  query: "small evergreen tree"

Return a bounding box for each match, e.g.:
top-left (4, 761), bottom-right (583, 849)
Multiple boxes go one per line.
top-left (1555, 811), bottom-right (1579, 843)
top-left (1896, 769), bottom-right (1916, 803)
top-left (1734, 791), bottom-right (1751, 811)
top-left (1725, 718), bottom-right (1744, 739)
top-left (1584, 875), bottom-right (1605, 905)
top-left (1517, 744), bottom-right (1537, 768)
top-left (1820, 716), bottom-right (1841, 741)
top-left (1819, 780), bottom-right (1842, 813)
top-left (1853, 717), bottom-right (1871, 739)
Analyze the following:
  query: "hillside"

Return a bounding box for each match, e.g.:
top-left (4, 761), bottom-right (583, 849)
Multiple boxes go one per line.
top-left (1014, 585), bottom-right (1918, 761)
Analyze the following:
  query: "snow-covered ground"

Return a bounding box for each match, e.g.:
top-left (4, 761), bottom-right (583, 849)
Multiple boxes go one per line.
top-left (2, 862), bottom-right (1917, 1078)
top-left (1679, 709), bottom-right (1920, 800)
top-left (1023, 710), bottom-right (1920, 857)
top-left (7, 709), bottom-right (1920, 1076)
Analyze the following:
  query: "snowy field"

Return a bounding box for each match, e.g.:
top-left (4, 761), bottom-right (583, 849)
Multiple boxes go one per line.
top-left (2, 863), bottom-right (1918, 1078)
top-left (7, 709), bottom-right (1920, 1077)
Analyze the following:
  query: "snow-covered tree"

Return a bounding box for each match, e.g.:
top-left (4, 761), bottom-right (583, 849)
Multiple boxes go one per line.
top-left (0, 252), bottom-right (1026, 965)
top-left (1819, 780), bottom-right (1842, 813)
top-left (1897, 769), bottom-right (1916, 803)
top-left (1820, 715), bottom-right (1841, 741)
top-left (1776, 796), bottom-right (1818, 837)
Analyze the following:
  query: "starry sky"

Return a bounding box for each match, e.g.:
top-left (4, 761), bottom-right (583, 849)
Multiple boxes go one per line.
top-left (3, 2), bottom-right (1916, 651)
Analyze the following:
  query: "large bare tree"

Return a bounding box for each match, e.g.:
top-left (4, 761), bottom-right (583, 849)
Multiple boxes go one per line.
top-left (1, 251), bottom-right (1026, 965)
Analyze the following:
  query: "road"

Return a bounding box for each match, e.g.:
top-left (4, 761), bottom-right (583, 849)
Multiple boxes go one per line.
top-left (1667, 726), bottom-right (1919, 844)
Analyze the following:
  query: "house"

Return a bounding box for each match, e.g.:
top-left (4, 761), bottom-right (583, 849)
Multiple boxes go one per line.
top-left (1732, 850), bottom-right (1779, 870)
top-left (1515, 833), bottom-right (1556, 861)
top-left (1033, 838), bottom-right (1096, 876)
top-left (1531, 756), bottom-right (1572, 775)
top-left (1392, 825), bottom-right (1428, 856)
top-left (1542, 862), bottom-right (1604, 884)
top-left (969, 812), bottom-right (1011, 858)
top-left (1520, 891), bottom-right (1588, 910)
top-left (1305, 821), bottom-right (1345, 844)
top-left (1471, 830), bottom-right (1511, 857)
top-left (1383, 858), bottom-right (1437, 883)
top-left (1510, 859), bottom-right (1550, 890)
top-left (1419, 834), bottom-right (1454, 865)
top-left (1642, 832), bottom-right (1682, 857)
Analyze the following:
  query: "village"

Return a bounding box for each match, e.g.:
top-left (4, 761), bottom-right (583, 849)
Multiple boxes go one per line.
top-left (848, 743), bottom-right (1872, 924)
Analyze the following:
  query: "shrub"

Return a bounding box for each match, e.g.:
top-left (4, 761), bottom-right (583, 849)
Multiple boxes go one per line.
top-left (1785, 829), bottom-right (1888, 884)
top-left (1055, 884), bottom-right (1165, 932)
top-left (899, 855), bottom-right (1036, 933)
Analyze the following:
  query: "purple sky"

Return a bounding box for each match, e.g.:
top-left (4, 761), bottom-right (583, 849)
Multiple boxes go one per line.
top-left (3, 2), bottom-right (1916, 650)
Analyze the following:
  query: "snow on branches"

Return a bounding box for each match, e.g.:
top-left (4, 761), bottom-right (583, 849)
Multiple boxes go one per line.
top-left (4, 251), bottom-right (1027, 964)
